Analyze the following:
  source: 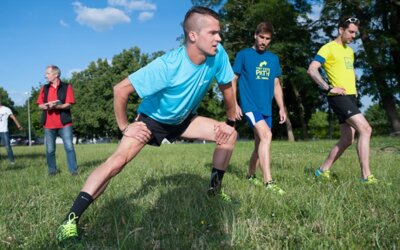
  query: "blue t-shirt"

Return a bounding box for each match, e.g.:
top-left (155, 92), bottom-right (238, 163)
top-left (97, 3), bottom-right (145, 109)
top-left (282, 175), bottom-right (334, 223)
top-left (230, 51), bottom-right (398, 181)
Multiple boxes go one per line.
top-left (129, 43), bottom-right (234, 125)
top-left (232, 48), bottom-right (281, 116)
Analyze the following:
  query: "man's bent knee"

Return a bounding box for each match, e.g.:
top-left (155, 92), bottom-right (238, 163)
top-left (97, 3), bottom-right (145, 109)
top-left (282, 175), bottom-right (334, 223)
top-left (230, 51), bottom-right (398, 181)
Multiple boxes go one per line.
top-left (228, 130), bottom-right (238, 145)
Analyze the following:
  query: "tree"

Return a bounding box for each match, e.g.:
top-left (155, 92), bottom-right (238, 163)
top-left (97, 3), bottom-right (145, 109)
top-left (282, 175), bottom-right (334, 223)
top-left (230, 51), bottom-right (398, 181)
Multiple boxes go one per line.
top-left (365, 103), bottom-right (398, 135)
top-left (318, 0), bottom-right (400, 133)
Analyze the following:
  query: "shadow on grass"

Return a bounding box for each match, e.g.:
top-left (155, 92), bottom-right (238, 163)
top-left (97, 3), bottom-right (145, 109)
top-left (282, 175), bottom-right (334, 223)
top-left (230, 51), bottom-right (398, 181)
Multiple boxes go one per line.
top-left (77, 173), bottom-right (238, 249)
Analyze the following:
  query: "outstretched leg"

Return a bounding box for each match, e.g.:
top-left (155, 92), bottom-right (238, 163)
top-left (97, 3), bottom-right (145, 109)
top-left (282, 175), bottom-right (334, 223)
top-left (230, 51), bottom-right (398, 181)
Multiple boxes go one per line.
top-left (57, 123), bottom-right (151, 244)
top-left (320, 123), bottom-right (355, 172)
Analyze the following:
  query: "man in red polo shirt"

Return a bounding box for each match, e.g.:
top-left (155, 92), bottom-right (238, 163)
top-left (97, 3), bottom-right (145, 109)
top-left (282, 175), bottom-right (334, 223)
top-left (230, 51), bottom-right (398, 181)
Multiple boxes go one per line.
top-left (37, 65), bottom-right (78, 176)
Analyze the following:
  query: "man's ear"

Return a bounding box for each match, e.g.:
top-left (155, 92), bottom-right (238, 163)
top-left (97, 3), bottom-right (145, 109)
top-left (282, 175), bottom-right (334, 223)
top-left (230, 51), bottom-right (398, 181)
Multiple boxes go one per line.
top-left (338, 27), bottom-right (344, 35)
top-left (188, 31), bottom-right (197, 43)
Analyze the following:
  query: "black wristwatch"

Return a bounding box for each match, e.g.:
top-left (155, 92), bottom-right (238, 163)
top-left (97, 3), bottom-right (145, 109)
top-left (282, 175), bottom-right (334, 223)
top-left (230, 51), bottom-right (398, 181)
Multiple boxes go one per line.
top-left (226, 119), bottom-right (236, 127)
top-left (326, 86), bottom-right (333, 93)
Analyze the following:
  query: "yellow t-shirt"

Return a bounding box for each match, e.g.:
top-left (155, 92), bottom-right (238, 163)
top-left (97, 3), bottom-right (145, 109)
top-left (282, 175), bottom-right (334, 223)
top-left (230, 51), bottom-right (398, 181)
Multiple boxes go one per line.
top-left (314, 41), bottom-right (356, 95)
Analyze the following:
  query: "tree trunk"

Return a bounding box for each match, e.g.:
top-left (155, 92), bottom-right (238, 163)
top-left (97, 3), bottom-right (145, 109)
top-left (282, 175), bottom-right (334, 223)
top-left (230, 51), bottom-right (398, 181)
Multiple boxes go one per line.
top-left (291, 83), bottom-right (309, 139)
top-left (355, 8), bottom-right (400, 133)
top-left (285, 106), bottom-right (295, 142)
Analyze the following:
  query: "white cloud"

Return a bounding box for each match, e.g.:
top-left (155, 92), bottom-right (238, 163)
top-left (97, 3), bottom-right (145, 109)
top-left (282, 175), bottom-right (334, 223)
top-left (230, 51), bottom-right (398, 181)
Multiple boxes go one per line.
top-left (108, 0), bottom-right (156, 11)
top-left (60, 19), bottom-right (69, 27)
top-left (73, 1), bottom-right (130, 31)
top-left (138, 11), bottom-right (154, 22)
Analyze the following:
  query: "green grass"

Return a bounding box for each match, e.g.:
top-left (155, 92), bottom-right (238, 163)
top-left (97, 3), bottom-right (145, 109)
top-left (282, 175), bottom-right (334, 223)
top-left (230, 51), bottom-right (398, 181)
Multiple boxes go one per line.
top-left (1, 137), bottom-right (399, 249)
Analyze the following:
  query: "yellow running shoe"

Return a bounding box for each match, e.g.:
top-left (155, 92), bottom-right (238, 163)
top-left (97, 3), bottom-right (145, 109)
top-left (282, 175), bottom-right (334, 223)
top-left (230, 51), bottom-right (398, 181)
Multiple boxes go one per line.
top-left (361, 175), bottom-right (378, 184)
top-left (315, 167), bottom-right (330, 180)
top-left (265, 181), bottom-right (285, 195)
top-left (56, 212), bottom-right (79, 244)
top-left (247, 175), bottom-right (263, 186)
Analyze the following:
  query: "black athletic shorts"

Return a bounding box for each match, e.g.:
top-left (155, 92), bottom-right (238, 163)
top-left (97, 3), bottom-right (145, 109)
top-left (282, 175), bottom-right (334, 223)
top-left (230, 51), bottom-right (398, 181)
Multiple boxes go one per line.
top-left (328, 95), bottom-right (361, 124)
top-left (136, 113), bottom-right (195, 146)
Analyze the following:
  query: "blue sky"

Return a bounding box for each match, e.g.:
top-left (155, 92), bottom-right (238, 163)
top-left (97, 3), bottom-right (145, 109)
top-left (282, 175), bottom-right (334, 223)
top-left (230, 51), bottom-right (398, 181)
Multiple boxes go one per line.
top-left (0, 0), bottom-right (192, 105)
top-left (0, 0), bottom-right (372, 111)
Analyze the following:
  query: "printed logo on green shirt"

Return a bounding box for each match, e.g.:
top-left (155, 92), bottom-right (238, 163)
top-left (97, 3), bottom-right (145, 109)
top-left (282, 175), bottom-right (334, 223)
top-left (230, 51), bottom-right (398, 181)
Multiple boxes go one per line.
top-left (344, 57), bottom-right (353, 69)
top-left (256, 61), bottom-right (270, 80)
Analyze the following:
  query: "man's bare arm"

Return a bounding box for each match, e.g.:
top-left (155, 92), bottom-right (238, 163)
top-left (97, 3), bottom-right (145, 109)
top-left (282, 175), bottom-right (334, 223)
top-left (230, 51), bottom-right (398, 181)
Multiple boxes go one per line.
top-left (113, 78), bottom-right (135, 131)
top-left (307, 61), bottom-right (330, 91)
top-left (219, 83), bottom-right (236, 121)
top-left (307, 61), bottom-right (346, 95)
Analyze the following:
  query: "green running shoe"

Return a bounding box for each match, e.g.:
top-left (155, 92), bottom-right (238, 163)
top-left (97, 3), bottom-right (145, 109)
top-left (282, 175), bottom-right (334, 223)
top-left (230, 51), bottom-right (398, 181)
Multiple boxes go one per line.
top-left (208, 187), bottom-right (231, 202)
top-left (56, 212), bottom-right (79, 244)
top-left (219, 189), bottom-right (232, 202)
top-left (361, 175), bottom-right (378, 184)
top-left (315, 167), bottom-right (330, 180)
top-left (247, 175), bottom-right (263, 186)
top-left (265, 181), bottom-right (285, 195)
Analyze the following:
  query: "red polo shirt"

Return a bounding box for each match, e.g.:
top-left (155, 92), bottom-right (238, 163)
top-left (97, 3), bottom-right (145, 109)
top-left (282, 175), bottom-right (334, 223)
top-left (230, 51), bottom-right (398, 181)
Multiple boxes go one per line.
top-left (37, 84), bottom-right (75, 129)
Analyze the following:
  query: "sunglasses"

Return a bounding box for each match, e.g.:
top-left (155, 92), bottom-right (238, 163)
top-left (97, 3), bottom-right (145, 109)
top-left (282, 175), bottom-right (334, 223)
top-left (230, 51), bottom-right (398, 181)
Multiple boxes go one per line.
top-left (344, 17), bottom-right (359, 24)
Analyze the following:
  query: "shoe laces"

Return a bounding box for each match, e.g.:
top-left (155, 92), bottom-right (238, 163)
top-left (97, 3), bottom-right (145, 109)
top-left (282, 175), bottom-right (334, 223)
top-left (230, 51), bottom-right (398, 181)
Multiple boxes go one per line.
top-left (60, 213), bottom-right (79, 238)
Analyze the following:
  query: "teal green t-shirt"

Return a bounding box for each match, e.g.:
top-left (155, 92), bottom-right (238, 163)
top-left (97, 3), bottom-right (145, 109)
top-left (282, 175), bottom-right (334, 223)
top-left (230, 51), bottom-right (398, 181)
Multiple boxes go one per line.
top-left (129, 43), bottom-right (234, 125)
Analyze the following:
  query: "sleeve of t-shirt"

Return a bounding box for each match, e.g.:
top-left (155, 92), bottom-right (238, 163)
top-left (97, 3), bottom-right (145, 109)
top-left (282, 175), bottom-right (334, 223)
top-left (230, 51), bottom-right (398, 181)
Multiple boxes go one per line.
top-left (215, 44), bottom-right (235, 85)
top-left (128, 57), bottom-right (168, 98)
top-left (65, 84), bottom-right (75, 104)
top-left (232, 51), bottom-right (243, 76)
top-left (5, 107), bottom-right (12, 116)
top-left (314, 44), bottom-right (329, 64)
top-left (36, 86), bottom-right (45, 104)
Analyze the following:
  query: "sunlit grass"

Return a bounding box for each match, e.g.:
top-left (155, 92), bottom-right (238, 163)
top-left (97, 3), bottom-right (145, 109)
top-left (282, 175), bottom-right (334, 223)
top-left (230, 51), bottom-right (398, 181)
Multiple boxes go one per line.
top-left (0, 136), bottom-right (399, 249)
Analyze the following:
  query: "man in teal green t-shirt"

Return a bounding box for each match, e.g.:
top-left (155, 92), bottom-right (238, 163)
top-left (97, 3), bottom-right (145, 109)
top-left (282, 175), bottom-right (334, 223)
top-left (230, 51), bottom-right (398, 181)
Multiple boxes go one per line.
top-left (56, 6), bottom-right (238, 244)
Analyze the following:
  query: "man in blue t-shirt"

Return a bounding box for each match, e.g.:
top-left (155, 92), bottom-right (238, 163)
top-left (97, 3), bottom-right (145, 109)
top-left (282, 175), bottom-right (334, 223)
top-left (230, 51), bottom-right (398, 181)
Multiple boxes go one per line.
top-left (232, 22), bottom-right (287, 195)
top-left (56, 6), bottom-right (237, 244)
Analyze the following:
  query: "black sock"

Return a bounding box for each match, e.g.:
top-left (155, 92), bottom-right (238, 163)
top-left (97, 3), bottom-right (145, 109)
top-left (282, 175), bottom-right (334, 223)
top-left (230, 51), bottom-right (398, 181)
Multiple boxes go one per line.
top-left (246, 174), bottom-right (256, 179)
top-left (65, 192), bottom-right (94, 223)
top-left (210, 167), bottom-right (225, 191)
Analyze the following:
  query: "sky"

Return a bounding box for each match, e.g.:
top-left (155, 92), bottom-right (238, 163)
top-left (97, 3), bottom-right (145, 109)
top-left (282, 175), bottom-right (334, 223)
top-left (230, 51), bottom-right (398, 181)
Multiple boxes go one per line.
top-left (0, 0), bottom-right (192, 105)
top-left (0, 0), bottom-right (373, 111)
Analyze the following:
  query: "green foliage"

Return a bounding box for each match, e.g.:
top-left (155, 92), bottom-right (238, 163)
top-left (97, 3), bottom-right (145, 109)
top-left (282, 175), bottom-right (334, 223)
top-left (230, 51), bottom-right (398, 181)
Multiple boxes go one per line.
top-left (365, 103), bottom-right (398, 135)
top-left (308, 110), bottom-right (340, 139)
top-left (0, 87), bottom-right (14, 108)
top-left (70, 47), bottom-right (165, 140)
top-left (1, 138), bottom-right (399, 248)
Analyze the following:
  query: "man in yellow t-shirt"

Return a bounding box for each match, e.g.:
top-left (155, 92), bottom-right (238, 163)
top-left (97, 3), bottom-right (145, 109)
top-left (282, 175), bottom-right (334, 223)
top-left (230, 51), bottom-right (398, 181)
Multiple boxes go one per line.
top-left (307, 16), bottom-right (377, 184)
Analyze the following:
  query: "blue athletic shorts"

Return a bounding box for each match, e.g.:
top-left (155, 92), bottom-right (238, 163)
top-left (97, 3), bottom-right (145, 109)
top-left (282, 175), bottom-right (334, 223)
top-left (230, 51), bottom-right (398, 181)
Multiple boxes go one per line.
top-left (244, 111), bottom-right (272, 129)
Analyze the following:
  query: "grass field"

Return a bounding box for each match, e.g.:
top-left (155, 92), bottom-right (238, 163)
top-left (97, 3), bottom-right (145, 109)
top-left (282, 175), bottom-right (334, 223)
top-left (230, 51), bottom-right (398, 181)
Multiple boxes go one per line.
top-left (1, 137), bottom-right (399, 249)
